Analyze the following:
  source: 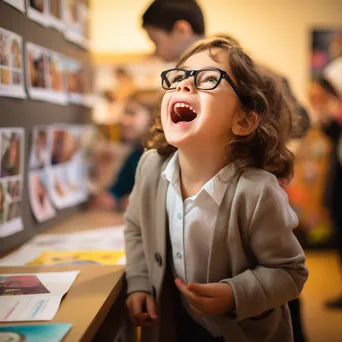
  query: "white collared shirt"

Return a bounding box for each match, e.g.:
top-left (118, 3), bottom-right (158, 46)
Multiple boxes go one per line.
top-left (161, 151), bottom-right (229, 336)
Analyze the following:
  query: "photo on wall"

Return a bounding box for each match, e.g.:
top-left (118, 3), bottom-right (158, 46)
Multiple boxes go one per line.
top-left (26, 42), bottom-right (67, 104)
top-left (63, 0), bottom-right (89, 49)
top-left (0, 28), bottom-right (26, 98)
top-left (26, 0), bottom-right (49, 27)
top-left (2, 0), bottom-right (26, 12)
top-left (0, 128), bottom-right (24, 239)
top-left (49, 0), bottom-right (64, 30)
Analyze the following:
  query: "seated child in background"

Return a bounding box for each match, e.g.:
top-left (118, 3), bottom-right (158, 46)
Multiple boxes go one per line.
top-left (88, 89), bottom-right (161, 211)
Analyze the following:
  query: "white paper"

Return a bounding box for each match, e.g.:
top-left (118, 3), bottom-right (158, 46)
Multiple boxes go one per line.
top-left (0, 28), bottom-right (26, 99)
top-left (0, 271), bottom-right (79, 322)
top-left (63, 0), bottom-right (90, 49)
top-left (26, 42), bottom-right (67, 105)
top-left (0, 226), bottom-right (125, 266)
top-left (2, 0), bottom-right (25, 12)
top-left (0, 128), bottom-right (25, 238)
top-left (26, 0), bottom-right (49, 27)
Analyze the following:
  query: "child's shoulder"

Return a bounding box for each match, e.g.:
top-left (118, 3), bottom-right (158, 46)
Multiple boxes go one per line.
top-left (138, 149), bottom-right (170, 174)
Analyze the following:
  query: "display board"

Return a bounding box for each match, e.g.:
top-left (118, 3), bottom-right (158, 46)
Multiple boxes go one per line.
top-left (0, 1), bottom-right (92, 255)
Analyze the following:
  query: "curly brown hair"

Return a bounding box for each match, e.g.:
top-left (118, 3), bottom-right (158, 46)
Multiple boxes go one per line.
top-left (145, 36), bottom-right (295, 179)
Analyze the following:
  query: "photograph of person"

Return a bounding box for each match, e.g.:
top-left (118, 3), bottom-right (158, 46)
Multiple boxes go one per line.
top-left (7, 180), bottom-right (20, 200)
top-left (11, 38), bottom-right (21, 69)
top-left (0, 69), bottom-right (10, 86)
top-left (7, 201), bottom-right (20, 221)
top-left (50, 0), bottom-right (62, 20)
top-left (0, 183), bottom-right (5, 224)
top-left (67, 60), bottom-right (84, 95)
top-left (0, 132), bottom-right (21, 178)
top-left (48, 55), bottom-right (63, 92)
top-left (30, 129), bottom-right (48, 169)
top-left (28, 0), bottom-right (45, 13)
top-left (0, 275), bottom-right (50, 296)
top-left (0, 32), bottom-right (9, 66)
top-left (67, 0), bottom-right (78, 24)
top-left (27, 47), bottom-right (47, 88)
top-left (51, 130), bottom-right (65, 165)
top-left (29, 171), bottom-right (55, 222)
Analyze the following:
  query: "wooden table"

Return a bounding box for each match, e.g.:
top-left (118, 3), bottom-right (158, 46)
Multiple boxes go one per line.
top-left (0, 210), bottom-right (131, 342)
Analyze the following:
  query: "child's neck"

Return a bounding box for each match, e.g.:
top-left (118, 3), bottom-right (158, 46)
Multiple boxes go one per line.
top-left (178, 146), bottom-right (227, 200)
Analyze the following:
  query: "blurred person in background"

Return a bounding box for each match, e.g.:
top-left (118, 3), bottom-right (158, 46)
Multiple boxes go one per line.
top-left (142, 0), bottom-right (205, 63)
top-left (309, 56), bottom-right (342, 310)
top-left (88, 89), bottom-right (161, 211)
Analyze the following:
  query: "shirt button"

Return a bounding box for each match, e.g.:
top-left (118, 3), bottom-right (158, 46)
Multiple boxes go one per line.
top-left (176, 252), bottom-right (182, 259)
top-left (154, 252), bottom-right (163, 266)
top-left (177, 213), bottom-right (182, 220)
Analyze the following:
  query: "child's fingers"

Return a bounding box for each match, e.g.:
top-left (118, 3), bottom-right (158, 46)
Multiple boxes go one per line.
top-left (145, 295), bottom-right (158, 320)
top-left (136, 312), bottom-right (157, 327)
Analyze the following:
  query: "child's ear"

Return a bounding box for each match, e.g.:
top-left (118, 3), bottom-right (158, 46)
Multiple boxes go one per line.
top-left (232, 110), bottom-right (259, 136)
top-left (172, 20), bottom-right (193, 38)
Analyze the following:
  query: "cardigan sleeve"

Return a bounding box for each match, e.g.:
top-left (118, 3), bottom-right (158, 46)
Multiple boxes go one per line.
top-left (124, 151), bottom-right (152, 295)
top-left (221, 175), bottom-right (308, 321)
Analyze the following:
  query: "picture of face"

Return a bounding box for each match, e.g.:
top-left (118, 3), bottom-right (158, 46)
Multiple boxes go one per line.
top-left (29, 0), bottom-right (45, 13)
top-left (28, 49), bottom-right (46, 88)
top-left (50, 0), bottom-right (61, 19)
top-left (0, 332), bottom-right (25, 342)
top-left (0, 275), bottom-right (50, 296)
top-left (0, 68), bottom-right (10, 85)
top-left (0, 32), bottom-right (9, 66)
top-left (51, 130), bottom-right (79, 165)
top-left (31, 130), bottom-right (48, 169)
top-left (0, 183), bottom-right (4, 224)
top-left (67, 61), bottom-right (85, 95)
top-left (0, 132), bottom-right (21, 178)
top-left (49, 55), bottom-right (63, 92)
top-left (11, 39), bottom-right (21, 69)
top-left (7, 201), bottom-right (20, 221)
top-left (7, 180), bottom-right (20, 199)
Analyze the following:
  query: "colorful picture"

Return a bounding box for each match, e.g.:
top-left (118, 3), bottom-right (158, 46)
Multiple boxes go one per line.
top-left (26, 43), bottom-right (67, 104)
top-left (29, 250), bottom-right (126, 265)
top-left (0, 28), bottom-right (25, 98)
top-left (29, 171), bottom-right (56, 222)
top-left (63, 0), bottom-right (89, 49)
top-left (30, 128), bottom-right (49, 170)
top-left (0, 131), bottom-right (22, 178)
top-left (0, 275), bottom-right (50, 296)
top-left (7, 179), bottom-right (21, 200)
top-left (0, 183), bottom-right (5, 224)
top-left (0, 324), bottom-right (72, 342)
top-left (26, 0), bottom-right (49, 27)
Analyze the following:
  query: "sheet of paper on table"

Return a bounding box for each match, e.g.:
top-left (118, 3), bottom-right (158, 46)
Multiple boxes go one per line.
top-left (0, 226), bottom-right (126, 266)
top-left (0, 271), bottom-right (79, 322)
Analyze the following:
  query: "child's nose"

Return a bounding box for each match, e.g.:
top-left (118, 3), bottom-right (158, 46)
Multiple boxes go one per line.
top-left (176, 77), bottom-right (195, 93)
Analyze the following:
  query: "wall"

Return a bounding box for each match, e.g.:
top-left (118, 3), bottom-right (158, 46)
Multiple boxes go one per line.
top-left (90, 0), bottom-right (342, 105)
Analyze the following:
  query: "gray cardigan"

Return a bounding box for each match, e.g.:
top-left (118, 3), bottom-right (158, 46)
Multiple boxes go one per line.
top-left (124, 149), bottom-right (308, 342)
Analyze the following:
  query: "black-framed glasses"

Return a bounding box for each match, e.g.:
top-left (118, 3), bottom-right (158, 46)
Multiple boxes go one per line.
top-left (160, 68), bottom-right (245, 104)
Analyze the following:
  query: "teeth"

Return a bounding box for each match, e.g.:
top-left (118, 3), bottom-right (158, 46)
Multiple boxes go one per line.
top-left (174, 102), bottom-right (197, 114)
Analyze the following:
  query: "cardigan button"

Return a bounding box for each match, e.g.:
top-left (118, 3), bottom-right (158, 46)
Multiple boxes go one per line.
top-left (152, 286), bottom-right (157, 299)
top-left (154, 252), bottom-right (163, 266)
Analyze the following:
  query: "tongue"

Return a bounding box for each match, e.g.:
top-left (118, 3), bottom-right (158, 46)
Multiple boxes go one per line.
top-left (174, 107), bottom-right (197, 123)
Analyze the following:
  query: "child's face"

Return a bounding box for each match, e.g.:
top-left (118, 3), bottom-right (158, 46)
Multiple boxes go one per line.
top-left (161, 48), bottom-right (241, 151)
top-left (144, 25), bottom-right (185, 62)
top-left (120, 100), bottom-right (151, 142)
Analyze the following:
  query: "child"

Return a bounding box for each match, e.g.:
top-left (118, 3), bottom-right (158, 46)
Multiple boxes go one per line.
top-left (88, 89), bottom-right (160, 211)
top-left (142, 0), bottom-right (205, 62)
top-left (124, 36), bottom-right (308, 342)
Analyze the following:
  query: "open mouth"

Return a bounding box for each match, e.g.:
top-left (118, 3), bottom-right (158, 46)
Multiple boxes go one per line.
top-left (171, 102), bottom-right (197, 124)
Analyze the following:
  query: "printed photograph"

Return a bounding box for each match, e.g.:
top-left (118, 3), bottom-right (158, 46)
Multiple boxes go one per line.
top-left (0, 31), bottom-right (9, 67)
top-left (7, 179), bottom-right (21, 200)
top-left (0, 275), bottom-right (50, 296)
top-left (0, 183), bottom-right (5, 224)
top-left (48, 54), bottom-right (64, 92)
top-left (7, 200), bottom-right (21, 221)
top-left (27, 46), bottom-right (47, 89)
top-left (30, 129), bottom-right (48, 170)
top-left (11, 38), bottom-right (21, 69)
top-left (29, 171), bottom-right (56, 222)
top-left (28, 0), bottom-right (45, 13)
top-left (0, 132), bottom-right (22, 178)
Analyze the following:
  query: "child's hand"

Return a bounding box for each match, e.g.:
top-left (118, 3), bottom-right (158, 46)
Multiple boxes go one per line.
top-left (125, 292), bottom-right (158, 327)
top-left (175, 278), bottom-right (235, 316)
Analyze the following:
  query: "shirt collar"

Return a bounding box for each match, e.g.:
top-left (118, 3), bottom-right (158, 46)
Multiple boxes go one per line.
top-left (161, 151), bottom-right (231, 206)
